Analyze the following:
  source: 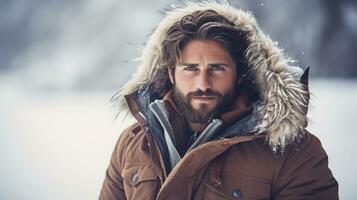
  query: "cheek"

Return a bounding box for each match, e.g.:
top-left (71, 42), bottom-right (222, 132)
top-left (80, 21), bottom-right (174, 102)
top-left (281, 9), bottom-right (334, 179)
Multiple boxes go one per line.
top-left (174, 73), bottom-right (195, 93)
top-left (213, 74), bottom-right (236, 92)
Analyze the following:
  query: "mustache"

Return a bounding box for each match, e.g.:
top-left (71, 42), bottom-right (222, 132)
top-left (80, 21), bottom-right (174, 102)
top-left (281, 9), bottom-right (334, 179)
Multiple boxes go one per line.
top-left (187, 89), bottom-right (221, 98)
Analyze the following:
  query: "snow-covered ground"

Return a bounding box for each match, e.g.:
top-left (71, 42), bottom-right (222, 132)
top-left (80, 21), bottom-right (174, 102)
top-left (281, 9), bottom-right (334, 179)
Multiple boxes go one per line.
top-left (0, 79), bottom-right (355, 200)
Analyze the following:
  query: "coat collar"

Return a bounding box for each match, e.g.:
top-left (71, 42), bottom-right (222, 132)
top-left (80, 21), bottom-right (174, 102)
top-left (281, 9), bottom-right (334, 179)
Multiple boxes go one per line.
top-left (125, 88), bottom-right (261, 140)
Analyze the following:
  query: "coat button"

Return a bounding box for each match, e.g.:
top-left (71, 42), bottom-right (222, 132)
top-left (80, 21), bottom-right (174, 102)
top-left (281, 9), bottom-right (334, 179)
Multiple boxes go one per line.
top-left (132, 173), bottom-right (139, 185)
top-left (232, 188), bottom-right (241, 198)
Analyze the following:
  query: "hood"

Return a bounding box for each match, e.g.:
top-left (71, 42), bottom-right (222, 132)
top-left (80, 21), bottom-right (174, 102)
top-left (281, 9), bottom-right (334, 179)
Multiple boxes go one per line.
top-left (112, 1), bottom-right (310, 152)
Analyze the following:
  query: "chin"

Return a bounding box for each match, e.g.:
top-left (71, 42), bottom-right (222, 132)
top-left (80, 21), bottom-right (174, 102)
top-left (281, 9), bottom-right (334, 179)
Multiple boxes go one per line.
top-left (192, 104), bottom-right (216, 113)
top-left (192, 101), bottom-right (216, 108)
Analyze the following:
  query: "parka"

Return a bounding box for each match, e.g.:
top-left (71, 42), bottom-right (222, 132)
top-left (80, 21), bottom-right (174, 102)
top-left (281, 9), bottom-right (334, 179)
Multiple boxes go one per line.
top-left (99, 2), bottom-right (338, 199)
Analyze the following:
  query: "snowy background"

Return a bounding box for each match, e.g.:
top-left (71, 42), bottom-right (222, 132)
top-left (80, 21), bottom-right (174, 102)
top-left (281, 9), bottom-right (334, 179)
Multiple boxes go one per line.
top-left (0, 0), bottom-right (356, 199)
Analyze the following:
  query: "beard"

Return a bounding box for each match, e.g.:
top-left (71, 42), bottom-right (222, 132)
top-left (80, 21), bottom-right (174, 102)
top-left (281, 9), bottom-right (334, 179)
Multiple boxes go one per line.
top-left (172, 86), bottom-right (236, 123)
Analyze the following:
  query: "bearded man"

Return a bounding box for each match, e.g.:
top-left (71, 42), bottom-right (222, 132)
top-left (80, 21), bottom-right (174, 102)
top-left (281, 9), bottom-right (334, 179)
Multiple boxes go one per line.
top-left (99, 2), bottom-right (338, 199)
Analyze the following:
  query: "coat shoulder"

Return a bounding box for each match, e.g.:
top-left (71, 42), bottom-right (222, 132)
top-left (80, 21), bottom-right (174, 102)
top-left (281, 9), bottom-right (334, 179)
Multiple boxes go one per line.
top-left (111, 123), bottom-right (144, 165)
top-left (287, 130), bottom-right (327, 158)
top-left (118, 122), bottom-right (143, 145)
top-left (271, 129), bottom-right (339, 199)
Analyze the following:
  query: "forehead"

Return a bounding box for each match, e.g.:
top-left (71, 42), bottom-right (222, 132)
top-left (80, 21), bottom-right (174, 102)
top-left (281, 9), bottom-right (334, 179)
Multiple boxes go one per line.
top-left (179, 40), bottom-right (234, 62)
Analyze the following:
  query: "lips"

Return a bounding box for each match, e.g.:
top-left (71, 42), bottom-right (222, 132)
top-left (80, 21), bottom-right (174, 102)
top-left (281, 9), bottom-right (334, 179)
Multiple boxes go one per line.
top-left (191, 96), bottom-right (216, 101)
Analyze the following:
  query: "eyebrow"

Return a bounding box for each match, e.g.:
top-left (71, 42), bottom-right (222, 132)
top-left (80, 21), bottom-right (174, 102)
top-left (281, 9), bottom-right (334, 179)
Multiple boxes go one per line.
top-left (177, 63), bottom-right (199, 67)
top-left (178, 63), bottom-right (230, 67)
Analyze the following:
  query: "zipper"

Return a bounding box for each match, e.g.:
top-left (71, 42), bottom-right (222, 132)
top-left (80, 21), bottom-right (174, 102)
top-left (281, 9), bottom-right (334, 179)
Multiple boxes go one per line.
top-left (187, 118), bottom-right (223, 152)
top-left (188, 132), bottom-right (198, 148)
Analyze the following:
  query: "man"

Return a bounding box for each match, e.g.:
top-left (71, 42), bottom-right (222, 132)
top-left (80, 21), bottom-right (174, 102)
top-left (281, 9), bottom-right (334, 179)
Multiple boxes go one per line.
top-left (100, 2), bottom-right (338, 199)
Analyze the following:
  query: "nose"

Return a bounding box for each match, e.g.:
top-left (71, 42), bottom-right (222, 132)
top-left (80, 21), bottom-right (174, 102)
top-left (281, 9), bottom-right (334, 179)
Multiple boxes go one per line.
top-left (196, 69), bottom-right (211, 91)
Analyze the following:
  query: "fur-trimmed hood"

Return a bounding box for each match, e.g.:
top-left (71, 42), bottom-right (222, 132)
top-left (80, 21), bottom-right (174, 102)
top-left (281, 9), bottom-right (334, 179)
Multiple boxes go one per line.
top-left (112, 1), bottom-right (310, 151)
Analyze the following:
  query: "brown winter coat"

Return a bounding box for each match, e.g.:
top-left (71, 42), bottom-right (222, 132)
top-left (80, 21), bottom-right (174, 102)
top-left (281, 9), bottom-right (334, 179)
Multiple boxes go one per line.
top-left (99, 94), bottom-right (338, 200)
top-left (100, 2), bottom-right (338, 199)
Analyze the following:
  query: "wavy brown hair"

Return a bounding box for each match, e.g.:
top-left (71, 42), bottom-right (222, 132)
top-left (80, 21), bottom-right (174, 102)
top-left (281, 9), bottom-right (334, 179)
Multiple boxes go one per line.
top-left (162, 9), bottom-right (248, 74)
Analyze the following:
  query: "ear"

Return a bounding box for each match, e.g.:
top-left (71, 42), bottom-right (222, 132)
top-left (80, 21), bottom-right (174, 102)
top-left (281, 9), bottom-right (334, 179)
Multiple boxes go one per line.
top-left (168, 68), bottom-right (175, 84)
top-left (300, 66), bottom-right (309, 86)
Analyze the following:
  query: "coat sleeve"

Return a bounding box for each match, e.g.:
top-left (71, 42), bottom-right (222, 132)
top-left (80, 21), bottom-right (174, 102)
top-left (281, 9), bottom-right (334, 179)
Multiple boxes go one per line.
top-left (272, 132), bottom-right (339, 200)
top-left (99, 124), bottom-right (137, 200)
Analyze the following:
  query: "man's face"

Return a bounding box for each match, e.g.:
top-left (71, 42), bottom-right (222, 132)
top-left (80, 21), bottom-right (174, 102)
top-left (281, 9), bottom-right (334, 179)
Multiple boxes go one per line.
top-left (169, 40), bottom-right (237, 123)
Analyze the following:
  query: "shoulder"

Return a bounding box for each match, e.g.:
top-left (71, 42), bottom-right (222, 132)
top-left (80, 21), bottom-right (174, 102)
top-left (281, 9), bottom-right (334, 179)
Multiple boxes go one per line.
top-left (276, 130), bottom-right (330, 174)
top-left (117, 123), bottom-right (143, 145)
top-left (115, 122), bottom-right (144, 152)
top-left (111, 123), bottom-right (144, 166)
top-left (285, 130), bottom-right (327, 160)
top-left (225, 131), bottom-right (327, 164)
top-left (271, 130), bottom-right (339, 199)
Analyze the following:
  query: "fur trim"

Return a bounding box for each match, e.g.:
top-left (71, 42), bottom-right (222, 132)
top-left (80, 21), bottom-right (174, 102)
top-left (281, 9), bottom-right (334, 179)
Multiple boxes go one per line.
top-left (112, 1), bottom-right (310, 152)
